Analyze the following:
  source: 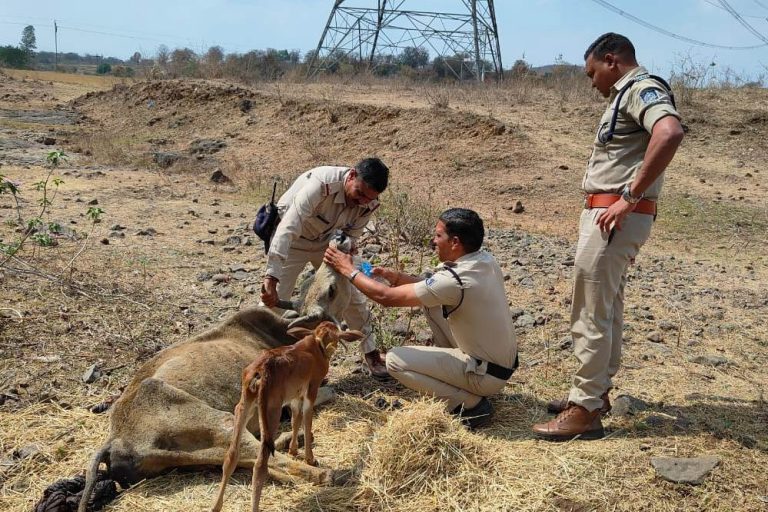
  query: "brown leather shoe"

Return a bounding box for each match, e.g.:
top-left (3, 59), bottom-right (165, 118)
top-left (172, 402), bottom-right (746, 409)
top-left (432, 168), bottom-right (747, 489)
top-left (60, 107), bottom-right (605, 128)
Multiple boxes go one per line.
top-left (364, 350), bottom-right (391, 381)
top-left (547, 391), bottom-right (611, 415)
top-left (532, 403), bottom-right (605, 441)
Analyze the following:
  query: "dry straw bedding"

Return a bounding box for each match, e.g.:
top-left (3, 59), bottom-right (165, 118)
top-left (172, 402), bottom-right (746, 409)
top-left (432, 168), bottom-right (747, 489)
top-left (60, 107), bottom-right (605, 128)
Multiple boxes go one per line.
top-left (2, 391), bottom-right (766, 511)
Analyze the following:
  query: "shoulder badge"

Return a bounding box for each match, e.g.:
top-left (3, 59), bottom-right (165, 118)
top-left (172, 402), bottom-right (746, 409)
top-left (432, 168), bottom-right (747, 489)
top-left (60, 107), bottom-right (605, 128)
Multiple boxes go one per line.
top-left (639, 87), bottom-right (661, 104)
top-left (425, 277), bottom-right (436, 287)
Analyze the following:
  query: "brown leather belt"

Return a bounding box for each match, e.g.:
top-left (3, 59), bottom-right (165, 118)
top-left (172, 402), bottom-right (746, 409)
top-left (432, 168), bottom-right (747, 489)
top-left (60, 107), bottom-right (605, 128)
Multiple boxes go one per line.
top-left (585, 193), bottom-right (657, 216)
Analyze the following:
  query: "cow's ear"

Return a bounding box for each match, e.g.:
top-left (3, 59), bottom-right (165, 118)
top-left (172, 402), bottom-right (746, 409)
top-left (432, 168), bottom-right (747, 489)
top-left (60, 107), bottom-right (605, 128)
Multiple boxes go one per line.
top-left (288, 327), bottom-right (313, 339)
top-left (339, 330), bottom-right (364, 342)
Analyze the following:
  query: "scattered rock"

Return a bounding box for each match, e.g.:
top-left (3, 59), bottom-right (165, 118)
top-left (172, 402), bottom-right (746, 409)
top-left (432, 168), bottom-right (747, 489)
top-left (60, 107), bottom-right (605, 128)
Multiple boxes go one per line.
top-left (87, 198), bottom-right (99, 206)
top-left (153, 151), bottom-right (181, 169)
top-left (515, 314), bottom-right (536, 328)
top-left (211, 273), bottom-right (229, 284)
top-left (239, 99), bottom-right (253, 112)
top-left (650, 456), bottom-right (720, 485)
top-left (135, 228), bottom-right (157, 236)
top-left (646, 331), bottom-right (664, 343)
top-left (689, 355), bottom-right (729, 367)
top-left (232, 271), bottom-right (249, 281)
top-left (220, 287), bottom-right (233, 299)
top-left (658, 320), bottom-right (676, 331)
top-left (558, 336), bottom-right (572, 350)
top-left (13, 444), bottom-right (42, 460)
top-left (82, 363), bottom-right (102, 384)
top-left (210, 169), bottom-right (231, 183)
top-left (512, 201), bottom-right (525, 213)
top-left (189, 138), bottom-right (226, 154)
top-left (611, 394), bottom-right (648, 417)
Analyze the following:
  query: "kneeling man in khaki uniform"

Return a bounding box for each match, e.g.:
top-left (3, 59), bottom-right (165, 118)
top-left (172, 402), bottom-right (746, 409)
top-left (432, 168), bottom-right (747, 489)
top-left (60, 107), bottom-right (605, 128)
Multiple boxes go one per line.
top-left (324, 208), bottom-right (518, 429)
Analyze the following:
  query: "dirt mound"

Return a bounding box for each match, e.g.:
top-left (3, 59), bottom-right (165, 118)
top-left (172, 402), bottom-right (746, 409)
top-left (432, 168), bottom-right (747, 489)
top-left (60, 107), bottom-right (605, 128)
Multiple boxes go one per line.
top-left (66, 78), bottom-right (530, 212)
top-left (69, 80), bottom-right (257, 110)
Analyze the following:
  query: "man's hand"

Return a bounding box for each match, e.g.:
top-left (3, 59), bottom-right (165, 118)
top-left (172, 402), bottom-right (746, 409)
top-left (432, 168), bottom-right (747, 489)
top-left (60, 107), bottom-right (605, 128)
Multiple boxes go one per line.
top-left (260, 276), bottom-right (279, 307)
top-left (323, 246), bottom-right (356, 276)
top-left (372, 267), bottom-right (399, 286)
top-left (595, 198), bottom-right (637, 232)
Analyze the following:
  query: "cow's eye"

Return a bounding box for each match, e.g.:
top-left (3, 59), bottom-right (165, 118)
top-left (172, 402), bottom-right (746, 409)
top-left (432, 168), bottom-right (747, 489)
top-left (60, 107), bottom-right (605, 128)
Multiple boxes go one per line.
top-left (328, 284), bottom-right (336, 300)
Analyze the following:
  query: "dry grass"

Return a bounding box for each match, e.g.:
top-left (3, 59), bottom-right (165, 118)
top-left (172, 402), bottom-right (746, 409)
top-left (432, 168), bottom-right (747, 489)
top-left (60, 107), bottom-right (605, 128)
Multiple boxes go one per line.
top-left (1, 70), bottom-right (767, 512)
top-left (3, 68), bottom-right (130, 88)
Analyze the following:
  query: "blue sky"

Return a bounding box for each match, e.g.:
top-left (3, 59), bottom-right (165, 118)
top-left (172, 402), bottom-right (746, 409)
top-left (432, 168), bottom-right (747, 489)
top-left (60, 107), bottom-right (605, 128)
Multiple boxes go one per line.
top-left (1, 0), bottom-right (767, 79)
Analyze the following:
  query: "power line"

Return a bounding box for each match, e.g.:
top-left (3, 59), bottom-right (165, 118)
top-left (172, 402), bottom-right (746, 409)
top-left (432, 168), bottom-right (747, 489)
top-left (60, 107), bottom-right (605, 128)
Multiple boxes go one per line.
top-left (717, 0), bottom-right (768, 43)
top-left (701, 0), bottom-right (768, 19)
top-left (589, 0), bottom-right (768, 49)
top-left (752, 0), bottom-right (768, 11)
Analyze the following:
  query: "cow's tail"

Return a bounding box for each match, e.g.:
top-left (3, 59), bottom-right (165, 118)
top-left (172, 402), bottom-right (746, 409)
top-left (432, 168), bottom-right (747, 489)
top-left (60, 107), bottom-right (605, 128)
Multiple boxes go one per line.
top-left (77, 440), bottom-right (112, 512)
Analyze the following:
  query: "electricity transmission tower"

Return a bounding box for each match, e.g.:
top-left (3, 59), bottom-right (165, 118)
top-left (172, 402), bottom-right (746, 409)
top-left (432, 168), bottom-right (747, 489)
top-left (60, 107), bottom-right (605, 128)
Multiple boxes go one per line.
top-left (308, 0), bottom-right (503, 81)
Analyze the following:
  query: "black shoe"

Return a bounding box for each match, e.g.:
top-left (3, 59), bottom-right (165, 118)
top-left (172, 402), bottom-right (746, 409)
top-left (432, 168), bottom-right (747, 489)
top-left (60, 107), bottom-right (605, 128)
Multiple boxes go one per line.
top-left (452, 397), bottom-right (493, 430)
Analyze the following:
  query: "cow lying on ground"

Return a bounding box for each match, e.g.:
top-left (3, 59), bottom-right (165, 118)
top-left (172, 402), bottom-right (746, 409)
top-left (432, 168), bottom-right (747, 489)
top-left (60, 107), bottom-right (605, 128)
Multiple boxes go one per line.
top-left (212, 322), bottom-right (363, 512)
top-left (67, 234), bottom-right (357, 512)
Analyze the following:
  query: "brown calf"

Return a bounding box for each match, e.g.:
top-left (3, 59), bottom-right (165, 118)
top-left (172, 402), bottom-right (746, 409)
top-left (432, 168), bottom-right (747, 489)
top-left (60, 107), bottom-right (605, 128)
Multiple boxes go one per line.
top-left (211, 321), bottom-right (363, 512)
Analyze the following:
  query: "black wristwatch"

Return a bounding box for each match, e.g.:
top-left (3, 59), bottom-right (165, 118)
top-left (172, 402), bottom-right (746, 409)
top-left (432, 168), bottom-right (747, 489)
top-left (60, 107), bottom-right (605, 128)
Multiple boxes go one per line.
top-left (621, 183), bottom-right (643, 204)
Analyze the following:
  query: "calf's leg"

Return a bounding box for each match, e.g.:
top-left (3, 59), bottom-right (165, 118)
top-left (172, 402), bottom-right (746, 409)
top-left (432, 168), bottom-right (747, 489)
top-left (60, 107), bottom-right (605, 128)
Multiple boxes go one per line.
top-left (211, 388), bottom-right (257, 512)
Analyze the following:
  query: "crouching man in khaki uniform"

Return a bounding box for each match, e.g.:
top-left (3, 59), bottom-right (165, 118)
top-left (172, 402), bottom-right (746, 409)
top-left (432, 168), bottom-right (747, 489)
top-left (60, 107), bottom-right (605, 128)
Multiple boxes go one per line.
top-left (533, 33), bottom-right (684, 441)
top-left (260, 157), bottom-right (391, 380)
top-left (324, 208), bottom-right (518, 429)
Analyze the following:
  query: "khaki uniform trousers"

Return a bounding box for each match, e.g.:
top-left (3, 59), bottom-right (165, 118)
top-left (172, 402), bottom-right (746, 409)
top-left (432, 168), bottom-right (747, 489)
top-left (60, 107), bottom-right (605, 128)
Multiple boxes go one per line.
top-left (385, 306), bottom-right (507, 411)
top-left (568, 208), bottom-right (653, 411)
top-left (274, 245), bottom-right (376, 354)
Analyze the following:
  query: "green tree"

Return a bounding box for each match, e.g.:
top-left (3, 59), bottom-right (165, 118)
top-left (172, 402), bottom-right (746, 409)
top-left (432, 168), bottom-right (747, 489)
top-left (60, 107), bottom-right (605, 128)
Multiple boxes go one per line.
top-left (20, 25), bottom-right (36, 54)
top-left (399, 47), bottom-right (429, 69)
top-left (0, 45), bottom-right (29, 68)
top-left (96, 62), bottom-right (112, 74)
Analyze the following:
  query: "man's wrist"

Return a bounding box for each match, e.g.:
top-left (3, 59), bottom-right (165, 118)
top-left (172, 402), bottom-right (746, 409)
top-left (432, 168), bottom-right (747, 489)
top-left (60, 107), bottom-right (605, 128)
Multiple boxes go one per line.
top-left (265, 275), bottom-right (279, 283)
top-left (621, 183), bottom-right (643, 204)
top-left (349, 269), bottom-right (361, 282)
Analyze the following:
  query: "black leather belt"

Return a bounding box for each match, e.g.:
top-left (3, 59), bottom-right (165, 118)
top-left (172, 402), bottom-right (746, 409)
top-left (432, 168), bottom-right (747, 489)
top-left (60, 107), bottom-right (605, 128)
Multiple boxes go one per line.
top-left (478, 353), bottom-right (519, 381)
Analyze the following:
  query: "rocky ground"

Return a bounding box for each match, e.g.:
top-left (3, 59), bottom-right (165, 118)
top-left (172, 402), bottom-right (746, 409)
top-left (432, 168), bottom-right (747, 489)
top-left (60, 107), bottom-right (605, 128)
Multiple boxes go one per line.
top-left (0, 69), bottom-right (766, 511)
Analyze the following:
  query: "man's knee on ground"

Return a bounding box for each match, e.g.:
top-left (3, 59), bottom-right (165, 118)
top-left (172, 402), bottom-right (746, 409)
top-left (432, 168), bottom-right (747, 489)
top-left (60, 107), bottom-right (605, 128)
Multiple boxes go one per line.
top-left (384, 348), bottom-right (406, 374)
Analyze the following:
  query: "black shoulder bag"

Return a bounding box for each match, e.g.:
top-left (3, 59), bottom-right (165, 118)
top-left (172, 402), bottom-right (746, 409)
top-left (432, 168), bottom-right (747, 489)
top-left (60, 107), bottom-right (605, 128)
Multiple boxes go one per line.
top-left (253, 181), bottom-right (280, 254)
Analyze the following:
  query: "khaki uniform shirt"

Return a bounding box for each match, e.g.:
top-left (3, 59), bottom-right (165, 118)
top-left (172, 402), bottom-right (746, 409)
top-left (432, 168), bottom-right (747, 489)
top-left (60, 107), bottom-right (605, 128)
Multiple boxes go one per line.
top-left (265, 166), bottom-right (379, 280)
top-left (583, 66), bottom-right (681, 200)
top-left (413, 250), bottom-right (517, 369)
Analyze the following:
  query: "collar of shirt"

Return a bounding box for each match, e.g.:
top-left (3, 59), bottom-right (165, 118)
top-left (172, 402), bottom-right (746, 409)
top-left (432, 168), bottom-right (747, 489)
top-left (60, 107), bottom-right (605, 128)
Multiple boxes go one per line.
top-left (446, 249), bottom-right (484, 267)
top-left (609, 65), bottom-right (648, 102)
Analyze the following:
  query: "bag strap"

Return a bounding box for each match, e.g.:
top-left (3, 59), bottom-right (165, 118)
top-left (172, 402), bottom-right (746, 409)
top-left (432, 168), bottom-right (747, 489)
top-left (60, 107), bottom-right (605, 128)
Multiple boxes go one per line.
top-left (441, 265), bottom-right (465, 319)
top-left (599, 73), bottom-right (676, 144)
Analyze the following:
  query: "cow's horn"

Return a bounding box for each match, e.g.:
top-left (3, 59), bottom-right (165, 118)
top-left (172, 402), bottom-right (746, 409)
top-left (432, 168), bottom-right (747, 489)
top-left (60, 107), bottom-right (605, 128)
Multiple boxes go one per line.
top-left (287, 311), bottom-right (326, 330)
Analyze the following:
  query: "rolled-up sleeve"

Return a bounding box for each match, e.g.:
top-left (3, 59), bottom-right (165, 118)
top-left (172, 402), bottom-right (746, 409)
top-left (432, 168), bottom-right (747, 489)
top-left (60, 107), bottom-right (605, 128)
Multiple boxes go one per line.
top-left (626, 85), bottom-right (681, 134)
top-left (412, 270), bottom-right (462, 308)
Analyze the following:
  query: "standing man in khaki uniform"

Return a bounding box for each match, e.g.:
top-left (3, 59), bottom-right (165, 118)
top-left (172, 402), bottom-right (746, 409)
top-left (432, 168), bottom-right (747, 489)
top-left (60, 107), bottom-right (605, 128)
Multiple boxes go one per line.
top-left (533, 33), bottom-right (684, 440)
top-left (260, 157), bottom-right (391, 380)
top-left (324, 208), bottom-right (518, 429)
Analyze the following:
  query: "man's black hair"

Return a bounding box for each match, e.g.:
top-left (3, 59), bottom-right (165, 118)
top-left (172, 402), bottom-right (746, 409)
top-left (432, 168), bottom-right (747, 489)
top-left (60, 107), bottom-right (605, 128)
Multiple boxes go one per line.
top-left (355, 157), bottom-right (389, 193)
top-left (439, 208), bottom-right (484, 253)
top-left (584, 32), bottom-right (636, 62)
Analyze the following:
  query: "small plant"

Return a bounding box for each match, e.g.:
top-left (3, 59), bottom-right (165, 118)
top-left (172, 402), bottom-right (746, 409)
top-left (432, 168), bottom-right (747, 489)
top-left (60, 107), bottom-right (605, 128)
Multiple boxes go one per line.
top-left (0, 150), bottom-right (68, 262)
top-left (86, 206), bottom-right (105, 223)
